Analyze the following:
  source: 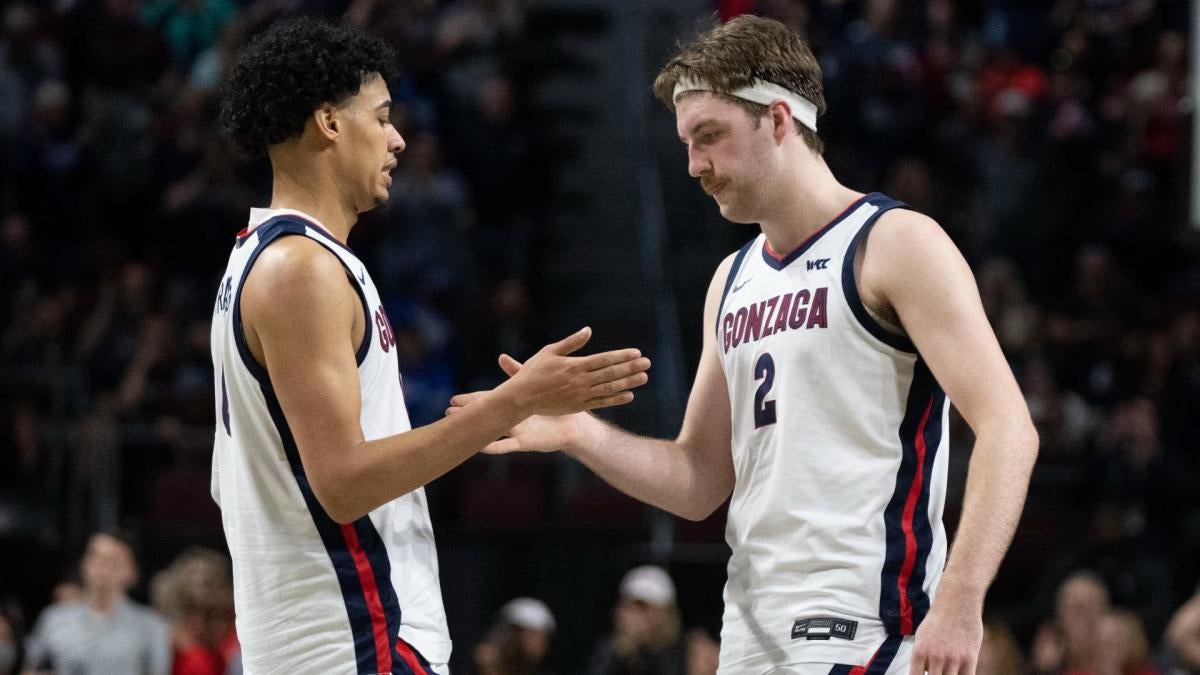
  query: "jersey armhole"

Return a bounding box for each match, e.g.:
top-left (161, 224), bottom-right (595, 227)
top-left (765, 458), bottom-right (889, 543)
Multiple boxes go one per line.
top-left (840, 202), bottom-right (918, 353)
top-left (233, 219), bottom-right (374, 388)
top-left (715, 237), bottom-right (759, 338)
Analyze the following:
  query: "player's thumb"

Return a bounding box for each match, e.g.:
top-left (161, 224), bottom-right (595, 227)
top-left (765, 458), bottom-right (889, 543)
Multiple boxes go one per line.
top-left (549, 326), bottom-right (591, 355)
top-left (498, 354), bottom-right (523, 377)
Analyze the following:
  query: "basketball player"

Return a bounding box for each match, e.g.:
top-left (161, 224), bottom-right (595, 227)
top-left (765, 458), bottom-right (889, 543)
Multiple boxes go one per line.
top-left (211, 19), bottom-right (650, 675)
top-left (450, 16), bottom-right (1038, 675)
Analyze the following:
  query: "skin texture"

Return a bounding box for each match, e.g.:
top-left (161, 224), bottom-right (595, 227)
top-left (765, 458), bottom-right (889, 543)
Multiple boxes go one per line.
top-left (452, 93), bottom-right (1038, 674)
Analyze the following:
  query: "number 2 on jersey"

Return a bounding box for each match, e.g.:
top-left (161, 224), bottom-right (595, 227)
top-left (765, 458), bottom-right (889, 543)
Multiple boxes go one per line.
top-left (754, 352), bottom-right (777, 428)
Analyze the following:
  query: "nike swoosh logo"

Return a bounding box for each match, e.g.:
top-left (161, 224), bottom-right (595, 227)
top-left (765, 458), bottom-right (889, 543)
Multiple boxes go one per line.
top-left (732, 276), bottom-right (753, 293)
top-left (358, 267), bottom-right (366, 284)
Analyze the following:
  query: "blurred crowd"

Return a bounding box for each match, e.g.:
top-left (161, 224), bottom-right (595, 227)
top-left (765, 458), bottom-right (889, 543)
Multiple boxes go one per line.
top-left (0, 0), bottom-right (1197, 673)
top-left (0, 0), bottom-right (537, 544)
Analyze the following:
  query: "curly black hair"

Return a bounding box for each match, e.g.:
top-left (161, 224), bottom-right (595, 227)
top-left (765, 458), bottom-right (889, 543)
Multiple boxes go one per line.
top-left (219, 18), bottom-right (397, 158)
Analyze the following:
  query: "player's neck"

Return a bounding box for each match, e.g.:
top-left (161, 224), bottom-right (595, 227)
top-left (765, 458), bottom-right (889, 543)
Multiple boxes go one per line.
top-left (758, 157), bottom-right (860, 255)
top-left (268, 162), bottom-right (356, 243)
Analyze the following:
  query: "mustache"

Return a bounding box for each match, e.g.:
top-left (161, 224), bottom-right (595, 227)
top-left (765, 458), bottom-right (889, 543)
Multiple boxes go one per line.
top-left (700, 173), bottom-right (726, 195)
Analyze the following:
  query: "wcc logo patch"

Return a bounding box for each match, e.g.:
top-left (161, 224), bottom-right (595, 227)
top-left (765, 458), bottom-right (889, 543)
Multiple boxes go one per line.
top-left (806, 258), bottom-right (830, 271)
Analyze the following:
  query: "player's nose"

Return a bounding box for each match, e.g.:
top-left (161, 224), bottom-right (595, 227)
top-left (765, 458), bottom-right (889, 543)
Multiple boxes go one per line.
top-left (388, 127), bottom-right (405, 154)
top-left (686, 146), bottom-right (708, 178)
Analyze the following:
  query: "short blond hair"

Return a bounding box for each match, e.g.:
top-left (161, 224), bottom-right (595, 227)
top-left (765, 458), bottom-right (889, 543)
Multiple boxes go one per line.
top-left (653, 15), bottom-right (826, 153)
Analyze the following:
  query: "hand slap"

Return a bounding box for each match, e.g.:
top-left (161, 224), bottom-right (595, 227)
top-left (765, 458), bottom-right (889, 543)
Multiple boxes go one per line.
top-left (499, 330), bottom-right (652, 417)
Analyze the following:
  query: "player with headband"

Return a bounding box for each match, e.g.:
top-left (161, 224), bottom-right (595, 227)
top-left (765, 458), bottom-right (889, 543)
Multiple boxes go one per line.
top-left (453, 15), bottom-right (1038, 675)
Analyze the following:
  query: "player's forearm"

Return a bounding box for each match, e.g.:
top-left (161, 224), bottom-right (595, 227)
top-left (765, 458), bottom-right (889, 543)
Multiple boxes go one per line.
top-left (565, 414), bottom-right (728, 520)
top-left (317, 390), bottom-right (524, 523)
top-left (938, 419), bottom-right (1038, 606)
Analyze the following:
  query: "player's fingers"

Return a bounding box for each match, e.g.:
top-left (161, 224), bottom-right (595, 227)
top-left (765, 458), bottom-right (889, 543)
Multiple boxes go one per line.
top-left (908, 651), bottom-right (927, 675)
top-left (546, 327), bottom-right (592, 355)
top-left (586, 357), bottom-right (651, 385)
top-left (579, 348), bottom-right (642, 372)
top-left (449, 391), bottom-right (489, 407)
top-left (498, 354), bottom-right (523, 377)
top-left (481, 438), bottom-right (522, 454)
top-left (583, 391), bottom-right (635, 410)
top-left (590, 372), bottom-right (649, 397)
top-left (949, 653), bottom-right (973, 675)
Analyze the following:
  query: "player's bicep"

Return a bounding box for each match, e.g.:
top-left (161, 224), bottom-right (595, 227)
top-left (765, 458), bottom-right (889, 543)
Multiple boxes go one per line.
top-left (677, 255), bottom-right (735, 491)
top-left (866, 214), bottom-right (1028, 431)
top-left (244, 243), bottom-right (365, 496)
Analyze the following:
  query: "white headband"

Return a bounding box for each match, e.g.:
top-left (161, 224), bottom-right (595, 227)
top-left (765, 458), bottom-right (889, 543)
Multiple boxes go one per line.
top-left (673, 76), bottom-right (818, 132)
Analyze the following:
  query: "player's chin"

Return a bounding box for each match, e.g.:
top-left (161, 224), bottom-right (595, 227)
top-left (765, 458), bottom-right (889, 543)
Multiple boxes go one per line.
top-left (717, 200), bottom-right (755, 225)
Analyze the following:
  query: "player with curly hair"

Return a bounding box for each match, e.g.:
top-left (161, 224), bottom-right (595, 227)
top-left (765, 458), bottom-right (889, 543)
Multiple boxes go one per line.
top-left (211, 18), bottom-right (651, 674)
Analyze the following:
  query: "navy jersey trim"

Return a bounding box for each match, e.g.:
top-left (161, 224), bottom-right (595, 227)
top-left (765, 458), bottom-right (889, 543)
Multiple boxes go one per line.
top-left (840, 196), bottom-right (916, 353)
top-left (220, 371), bottom-right (231, 436)
top-left (760, 192), bottom-right (876, 271)
top-left (879, 360), bottom-right (944, 636)
top-left (232, 217), bottom-right (373, 388)
top-left (864, 635), bottom-right (904, 674)
top-left (716, 237), bottom-right (759, 338)
top-left (260, 382), bottom-right (417, 674)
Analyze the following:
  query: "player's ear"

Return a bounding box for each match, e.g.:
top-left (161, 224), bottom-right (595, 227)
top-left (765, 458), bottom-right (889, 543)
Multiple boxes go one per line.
top-left (313, 102), bottom-right (339, 141)
top-left (769, 101), bottom-right (792, 143)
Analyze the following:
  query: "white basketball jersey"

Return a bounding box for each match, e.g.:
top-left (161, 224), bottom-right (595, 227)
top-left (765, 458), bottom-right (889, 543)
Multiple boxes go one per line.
top-left (715, 193), bottom-right (950, 671)
top-left (210, 208), bottom-right (450, 675)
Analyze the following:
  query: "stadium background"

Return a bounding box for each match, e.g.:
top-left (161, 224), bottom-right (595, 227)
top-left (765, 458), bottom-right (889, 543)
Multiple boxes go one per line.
top-left (0, 0), bottom-right (1196, 673)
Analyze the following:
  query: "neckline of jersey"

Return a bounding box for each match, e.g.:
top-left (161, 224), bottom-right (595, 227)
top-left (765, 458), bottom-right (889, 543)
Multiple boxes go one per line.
top-left (760, 192), bottom-right (880, 271)
top-left (236, 209), bottom-right (355, 255)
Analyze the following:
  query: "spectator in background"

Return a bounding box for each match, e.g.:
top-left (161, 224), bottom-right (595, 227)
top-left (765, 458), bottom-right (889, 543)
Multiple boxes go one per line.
top-left (140, 0), bottom-right (237, 71)
top-left (0, 598), bottom-right (25, 675)
top-left (23, 531), bottom-right (170, 675)
top-left (1032, 570), bottom-right (1110, 675)
top-left (588, 566), bottom-right (685, 675)
top-left (473, 597), bottom-right (556, 675)
top-left (976, 619), bottom-right (1025, 675)
top-left (977, 257), bottom-right (1039, 362)
top-left (150, 548), bottom-right (238, 675)
top-left (1093, 609), bottom-right (1160, 675)
top-left (683, 627), bottom-right (719, 675)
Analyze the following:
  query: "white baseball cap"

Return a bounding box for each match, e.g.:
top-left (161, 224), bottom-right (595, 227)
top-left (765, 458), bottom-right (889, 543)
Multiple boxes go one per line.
top-left (619, 565), bottom-right (676, 606)
top-left (501, 597), bottom-right (556, 633)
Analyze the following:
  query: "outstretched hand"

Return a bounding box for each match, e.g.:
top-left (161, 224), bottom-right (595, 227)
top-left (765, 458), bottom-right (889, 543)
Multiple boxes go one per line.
top-left (497, 328), bottom-right (651, 417)
top-left (448, 334), bottom-right (650, 453)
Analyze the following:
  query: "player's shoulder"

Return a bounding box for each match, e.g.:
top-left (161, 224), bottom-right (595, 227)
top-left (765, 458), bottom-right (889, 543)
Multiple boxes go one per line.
top-left (868, 207), bottom-right (949, 253)
top-left (242, 234), bottom-right (356, 327)
top-left (861, 206), bottom-right (968, 296)
top-left (248, 235), bottom-right (347, 293)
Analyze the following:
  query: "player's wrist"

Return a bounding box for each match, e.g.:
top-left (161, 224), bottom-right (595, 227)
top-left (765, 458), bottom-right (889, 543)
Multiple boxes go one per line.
top-left (562, 412), bottom-right (604, 456)
top-left (931, 575), bottom-right (987, 611)
top-left (489, 381), bottom-right (533, 426)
